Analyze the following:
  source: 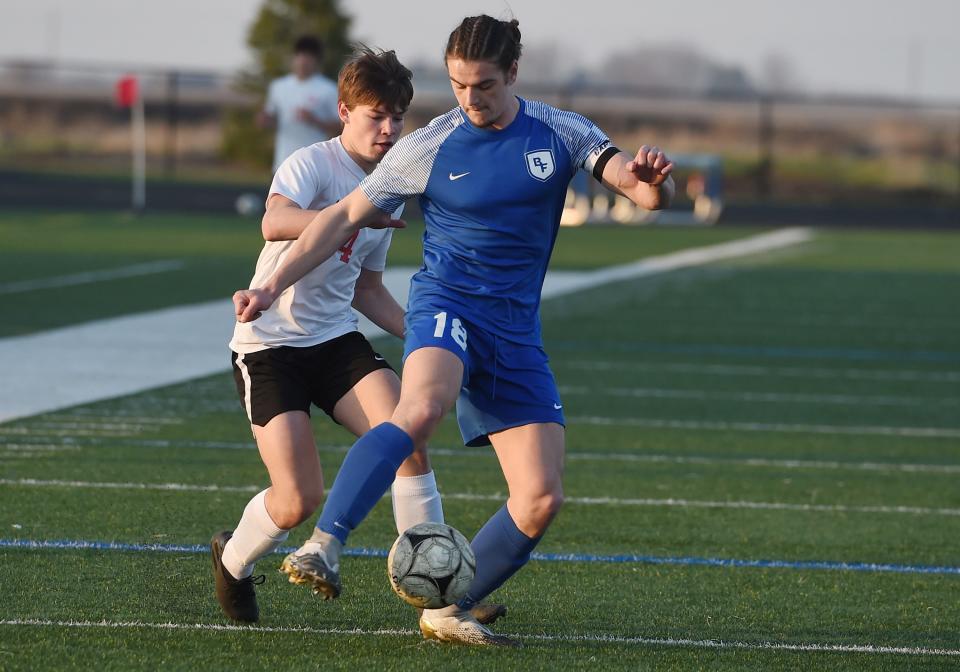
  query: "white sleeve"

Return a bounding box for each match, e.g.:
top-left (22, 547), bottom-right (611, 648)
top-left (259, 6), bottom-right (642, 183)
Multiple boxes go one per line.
top-left (268, 147), bottom-right (329, 209)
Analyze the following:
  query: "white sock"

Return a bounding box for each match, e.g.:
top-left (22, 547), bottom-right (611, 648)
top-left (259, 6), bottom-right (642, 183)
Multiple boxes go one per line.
top-left (299, 527), bottom-right (343, 570)
top-left (391, 470), bottom-right (444, 534)
top-left (221, 489), bottom-right (289, 579)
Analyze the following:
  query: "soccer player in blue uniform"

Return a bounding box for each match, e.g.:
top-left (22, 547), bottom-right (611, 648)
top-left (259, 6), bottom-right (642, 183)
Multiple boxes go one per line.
top-left (234, 15), bottom-right (675, 645)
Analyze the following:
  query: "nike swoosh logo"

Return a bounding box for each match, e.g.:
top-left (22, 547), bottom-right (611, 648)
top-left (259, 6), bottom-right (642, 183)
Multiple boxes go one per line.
top-left (373, 355), bottom-right (385, 361)
top-left (553, 403), bottom-right (563, 410)
top-left (448, 171), bottom-right (470, 181)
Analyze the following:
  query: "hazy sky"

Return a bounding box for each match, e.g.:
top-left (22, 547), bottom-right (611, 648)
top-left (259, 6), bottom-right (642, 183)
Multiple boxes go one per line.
top-left (1, 0), bottom-right (958, 102)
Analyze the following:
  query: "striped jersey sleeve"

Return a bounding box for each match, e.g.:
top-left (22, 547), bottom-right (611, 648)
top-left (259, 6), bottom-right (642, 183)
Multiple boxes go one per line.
top-left (524, 100), bottom-right (611, 174)
top-left (360, 109), bottom-right (465, 214)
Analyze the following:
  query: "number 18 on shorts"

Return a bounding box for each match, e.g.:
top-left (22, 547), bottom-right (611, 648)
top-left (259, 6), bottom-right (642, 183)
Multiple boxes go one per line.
top-left (404, 310), bottom-right (469, 366)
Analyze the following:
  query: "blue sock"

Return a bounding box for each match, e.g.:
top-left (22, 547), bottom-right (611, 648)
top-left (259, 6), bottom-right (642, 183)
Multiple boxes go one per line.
top-left (457, 505), bottom-right (541, 609)
top-left (317, 422), bottom-right (414, 544)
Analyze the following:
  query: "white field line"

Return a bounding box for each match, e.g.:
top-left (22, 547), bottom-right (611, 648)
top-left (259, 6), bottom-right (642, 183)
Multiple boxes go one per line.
top-left (1, 619), bottom-right (957, 657)
top-left (562, 360), bottom-right (960, 383)
top-left (0, 444), bottom-right (81, 452)
top-left (443, 492), bottom-right (960, 517)
top-left (634, 312), bottom-right (960, 332)
top-left (562, 452), bottom-right (960, 475)
top-left (4, 478), bottom-right (958, 517)
top-left (4, 437), bottom-right (959, 475)
top-left (537, 227), bottom-right (813, 299)
top-left (0, 427), bottom-right (133, 437)
top-left (54, 415), bottom-right (184, 425)
top-left (571, 416), bottom-right (960, 439)
top-left (0, 260), bottom-right (185, 295)
top-left (559, 385), bottom-right (954, 407)
top-left (18, 421), bottom-right (173, 432)
top-left (0, 228), bottom-right (812, 424)
top-left (0, 478), bottom-right (259, 494)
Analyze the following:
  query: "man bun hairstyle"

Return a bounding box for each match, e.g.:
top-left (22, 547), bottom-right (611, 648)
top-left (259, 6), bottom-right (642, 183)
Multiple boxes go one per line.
top-left (338, 46), bottom-right (414, 113)
top-left (445, 15), bottom-right (522, 73)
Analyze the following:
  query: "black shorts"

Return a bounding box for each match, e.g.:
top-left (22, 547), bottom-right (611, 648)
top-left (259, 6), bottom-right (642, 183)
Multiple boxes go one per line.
top-left (231, 331), bottom-right (395, 427)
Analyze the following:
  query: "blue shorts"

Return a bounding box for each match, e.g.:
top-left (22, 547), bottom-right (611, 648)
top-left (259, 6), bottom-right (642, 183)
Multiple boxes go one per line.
top-left (403, 303), bottom-right (565, 447)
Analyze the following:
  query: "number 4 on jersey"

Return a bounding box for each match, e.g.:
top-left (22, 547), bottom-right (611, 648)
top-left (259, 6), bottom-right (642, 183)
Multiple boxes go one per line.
top-left (338, 231), bottom-right (360, 262)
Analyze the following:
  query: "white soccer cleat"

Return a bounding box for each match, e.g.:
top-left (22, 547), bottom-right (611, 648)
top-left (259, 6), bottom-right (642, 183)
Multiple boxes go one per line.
top-left (279, 539), bottom-right (342, 600)
top-left (418, 604), bottom-right (520, 647)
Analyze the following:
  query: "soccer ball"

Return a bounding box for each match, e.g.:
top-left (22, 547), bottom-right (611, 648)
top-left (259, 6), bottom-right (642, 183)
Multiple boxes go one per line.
top-left (234, 192), bottom-right (264, 217)
top-left (387, 522), bottom-right (475, 609)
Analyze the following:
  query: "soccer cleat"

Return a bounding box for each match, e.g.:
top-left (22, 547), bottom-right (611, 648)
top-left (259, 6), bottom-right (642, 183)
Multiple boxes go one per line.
top-left (419, 604), bottom-right (520, 647)
top-left (210, 530), bottom-right (265, 623)
top-left (416, 602), bottom-right (507, 625)
top-left (279, 541), bottom-right (342, 600)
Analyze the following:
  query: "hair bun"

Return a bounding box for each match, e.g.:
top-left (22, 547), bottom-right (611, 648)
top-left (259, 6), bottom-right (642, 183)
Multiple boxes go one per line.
top-left (505, 19), bottom-right (521, 43)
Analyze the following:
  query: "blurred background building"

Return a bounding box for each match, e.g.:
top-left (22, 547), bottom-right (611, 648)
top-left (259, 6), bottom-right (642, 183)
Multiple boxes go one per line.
top-left (0, 0), bottom-right (957, 224)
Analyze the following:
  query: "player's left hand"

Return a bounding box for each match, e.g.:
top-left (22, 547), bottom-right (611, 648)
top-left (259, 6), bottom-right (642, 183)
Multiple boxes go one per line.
top-left (625, 146), bottom-right (674, 186)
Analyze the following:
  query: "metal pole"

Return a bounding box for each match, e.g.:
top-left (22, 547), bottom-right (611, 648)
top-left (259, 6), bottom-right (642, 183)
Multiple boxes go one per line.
top-left (132, 85), bottom-right (146, 212)
top-left (164, 70), bottom-right (179, 178)
top-left (757, 95), bottom-right (774, 200)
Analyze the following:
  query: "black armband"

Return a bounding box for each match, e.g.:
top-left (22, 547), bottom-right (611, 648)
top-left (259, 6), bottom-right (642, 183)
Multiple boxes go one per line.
top-left (591, 145), bottom-right (621, 182)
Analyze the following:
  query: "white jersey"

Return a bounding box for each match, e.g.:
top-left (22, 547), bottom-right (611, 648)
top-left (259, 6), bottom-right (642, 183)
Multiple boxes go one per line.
top-left (230, 137), bottom-right (401, 354)
top-left (265, 73), bottom-right (339, 171)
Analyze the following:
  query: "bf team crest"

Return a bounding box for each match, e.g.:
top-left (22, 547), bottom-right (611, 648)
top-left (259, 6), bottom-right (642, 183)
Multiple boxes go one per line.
top-left (525, 149), bottom-right (555, 181)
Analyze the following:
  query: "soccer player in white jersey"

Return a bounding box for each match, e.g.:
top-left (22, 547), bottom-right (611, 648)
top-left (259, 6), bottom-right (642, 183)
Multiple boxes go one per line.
top-left (259, 36), bottom-right (342, 172)
top-left (234, 16), bottom-right (675, 645)
top-left (212, 47), bottom-right (442, 624)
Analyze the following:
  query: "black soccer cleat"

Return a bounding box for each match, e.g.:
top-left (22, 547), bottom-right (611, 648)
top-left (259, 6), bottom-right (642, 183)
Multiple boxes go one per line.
top-left (211, 530), bottom-right (264, 623)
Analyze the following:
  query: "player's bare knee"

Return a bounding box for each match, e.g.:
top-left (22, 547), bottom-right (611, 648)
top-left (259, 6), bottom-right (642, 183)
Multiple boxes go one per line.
top-left (536, 490), bottom-right (564, 526)
top-left (392, 399), bottom-right (445, 445)
top-left (513, 489), bottom-right (563, 536)
top-left (270, 488), bottom-right (322, 528)
top-left (268, 505), bottom-right (299, 530)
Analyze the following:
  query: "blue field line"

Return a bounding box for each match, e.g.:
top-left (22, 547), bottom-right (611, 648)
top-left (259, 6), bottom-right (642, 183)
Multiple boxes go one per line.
top-left (549, 341), bottom-right (960, 364)
top-left (3, 538), bottom-right (958, 576)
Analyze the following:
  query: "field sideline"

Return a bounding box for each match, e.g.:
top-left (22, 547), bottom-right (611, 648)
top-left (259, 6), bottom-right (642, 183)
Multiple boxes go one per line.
top-left (1, 211), bottom-right (959, 670)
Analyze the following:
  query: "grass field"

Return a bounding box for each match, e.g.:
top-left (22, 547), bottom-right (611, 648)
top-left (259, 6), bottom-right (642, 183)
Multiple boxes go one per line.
top-left (0, 210), bottom-right (753, 337)
top-left (1, 210), bottom-right (959, 670)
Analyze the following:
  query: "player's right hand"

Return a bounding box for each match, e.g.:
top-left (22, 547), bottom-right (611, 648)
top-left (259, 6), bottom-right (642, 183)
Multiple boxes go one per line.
top-left (233, 288), bottom-right (274, 323)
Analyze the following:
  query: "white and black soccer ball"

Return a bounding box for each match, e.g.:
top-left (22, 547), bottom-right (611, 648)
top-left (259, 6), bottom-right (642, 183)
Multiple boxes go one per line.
top-left (387, 522), bottom-right (475, 609)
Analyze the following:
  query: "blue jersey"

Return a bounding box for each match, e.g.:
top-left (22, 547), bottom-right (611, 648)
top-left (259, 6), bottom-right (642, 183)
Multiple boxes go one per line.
top-left (360, 97), bottom-right (610, 345)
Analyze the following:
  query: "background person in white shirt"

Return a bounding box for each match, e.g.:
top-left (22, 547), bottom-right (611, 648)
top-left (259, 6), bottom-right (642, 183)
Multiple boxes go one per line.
top-left (258, 35), bottom-right (342, 172)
